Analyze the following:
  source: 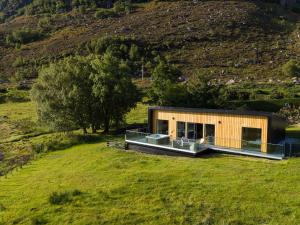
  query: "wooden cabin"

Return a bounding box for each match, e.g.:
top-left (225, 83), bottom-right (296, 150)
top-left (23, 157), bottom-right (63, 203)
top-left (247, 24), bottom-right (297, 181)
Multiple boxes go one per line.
top-left (148, 106), bottom-right (287, 153)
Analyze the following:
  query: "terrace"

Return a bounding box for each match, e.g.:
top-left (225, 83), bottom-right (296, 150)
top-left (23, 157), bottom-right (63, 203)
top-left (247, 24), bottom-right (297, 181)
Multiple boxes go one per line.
top-left (125, 130), bottom-right (285, 160)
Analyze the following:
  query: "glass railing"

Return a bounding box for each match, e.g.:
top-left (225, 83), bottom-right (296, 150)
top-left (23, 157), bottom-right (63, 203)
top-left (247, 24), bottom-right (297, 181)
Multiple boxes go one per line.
top-left (125, 130), bottom-right (206, 153)
top-left (203, 136), bottom-right (285, 156)
top-left (125, 130), bottom-right (285, 156)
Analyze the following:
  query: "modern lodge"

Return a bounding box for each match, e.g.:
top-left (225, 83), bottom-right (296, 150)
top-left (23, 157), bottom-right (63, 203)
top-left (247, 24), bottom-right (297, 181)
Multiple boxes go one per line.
top-left (125, 106), bottom-right (288, 160)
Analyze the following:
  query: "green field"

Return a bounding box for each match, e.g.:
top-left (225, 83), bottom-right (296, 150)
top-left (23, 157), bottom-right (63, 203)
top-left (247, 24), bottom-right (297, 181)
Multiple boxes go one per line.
top-left (0, 101), bottom-right (300, 224)
top-left (0, 143), bottom-right (300, 224)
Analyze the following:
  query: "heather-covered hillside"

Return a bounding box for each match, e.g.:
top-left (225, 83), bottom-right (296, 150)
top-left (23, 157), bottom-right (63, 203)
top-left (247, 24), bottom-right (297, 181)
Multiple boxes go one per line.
top-left (0, 0), bottom-right (299, 82)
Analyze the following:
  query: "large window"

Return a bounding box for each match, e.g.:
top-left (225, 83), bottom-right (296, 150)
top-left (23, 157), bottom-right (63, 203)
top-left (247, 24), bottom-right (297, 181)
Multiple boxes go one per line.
top-left (242, 127), bottom-right (262, 151)
top-left (177, 122), bottom-right (204, 140)
top-left (156, 120), bottom-right (169, 135)
top-left (187, 123), bottom-right (203, 140)
top-left (204, 124), bottom-right (215, 144)
top-left (177, 122), bottom-right (186, 138)
top-left (205, 124), bottom-right (215, 138)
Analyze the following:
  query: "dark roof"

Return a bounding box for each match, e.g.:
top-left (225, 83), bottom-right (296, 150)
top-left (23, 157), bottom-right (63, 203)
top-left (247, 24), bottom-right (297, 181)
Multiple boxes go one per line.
top-left (148, 106), bottom-right (285, 120)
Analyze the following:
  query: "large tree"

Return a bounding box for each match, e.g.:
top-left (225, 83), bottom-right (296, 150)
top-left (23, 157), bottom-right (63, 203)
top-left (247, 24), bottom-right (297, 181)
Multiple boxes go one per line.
top-left (32, 53), bottom-right (140, 133)
top-left (148, 59), bottom-right (182, 106)
top-left (90, 51), bottom-right (140, 132)
top-left (31, 55), bottom-right (101, 133)
top-left (187, 72), bottom-right (225, 108)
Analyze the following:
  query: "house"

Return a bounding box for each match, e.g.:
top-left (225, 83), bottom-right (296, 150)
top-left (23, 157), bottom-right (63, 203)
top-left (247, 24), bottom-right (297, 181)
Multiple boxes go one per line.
top-left (125, 106), bottom-right (288, 160)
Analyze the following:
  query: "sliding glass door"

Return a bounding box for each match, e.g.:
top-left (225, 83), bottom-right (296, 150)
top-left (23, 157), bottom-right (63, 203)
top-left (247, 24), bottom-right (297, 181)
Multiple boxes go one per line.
top-left (177, 122), bottom-right (186, 138)
top-left (204, 124), bottom-right (215, 144)
top-left (187, 123), bottom-right (203, 140)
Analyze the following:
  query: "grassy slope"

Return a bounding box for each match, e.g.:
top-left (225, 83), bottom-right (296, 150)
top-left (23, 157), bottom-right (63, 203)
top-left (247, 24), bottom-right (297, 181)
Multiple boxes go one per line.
top-left (0, 143), bottom-right (299, 224)
top-left (0, 1), bottom-right (300, 80)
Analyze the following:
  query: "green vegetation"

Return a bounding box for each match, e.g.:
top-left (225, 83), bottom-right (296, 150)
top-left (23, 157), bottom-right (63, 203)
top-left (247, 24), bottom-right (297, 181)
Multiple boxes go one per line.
top-left (31, 52), bottom-right (140, 133)
top-left (0, 143), bottom-right (300, 224)
top-left (5, 28), bottom-right (44, 45)
top-left (282, 60), bottom-right (300, 77)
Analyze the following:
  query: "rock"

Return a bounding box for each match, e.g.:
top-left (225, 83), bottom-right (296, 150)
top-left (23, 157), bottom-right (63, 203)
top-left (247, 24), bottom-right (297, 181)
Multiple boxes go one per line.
top-left (226, 79), bottom-right (235, 85)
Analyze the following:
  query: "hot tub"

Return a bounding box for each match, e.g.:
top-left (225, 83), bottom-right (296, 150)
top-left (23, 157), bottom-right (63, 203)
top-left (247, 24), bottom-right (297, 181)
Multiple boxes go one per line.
top-left (146, 134), bottom-right (170, 145)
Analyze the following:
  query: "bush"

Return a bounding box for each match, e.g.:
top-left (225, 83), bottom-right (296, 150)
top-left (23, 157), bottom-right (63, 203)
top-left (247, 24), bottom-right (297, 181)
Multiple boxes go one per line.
top-left (31, 216), bottom-right (47, 225)
top-left (270, 90), bottom-right (285, 99)
top-left (6, 28), bottom-right (44, 45)
top-left (282, 60), bottom-right (300, 77)
top-left (13, 57), bottom-right (26, 67)
top-left (38, 17), bottom-right (52, 30)
top-left (94, 9), bottom-right (117, 19)
top-left (278, 104), bottom-right (300, 124)
top-left (114, 0), bottom-right (134, 14)
top-left (49, 189), bottom-right (82, 205)
top-left (49, 191), bottom-right (72, 205)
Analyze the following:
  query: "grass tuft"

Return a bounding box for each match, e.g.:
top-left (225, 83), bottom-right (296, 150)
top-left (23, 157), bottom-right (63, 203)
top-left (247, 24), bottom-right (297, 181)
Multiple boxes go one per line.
top-left (49, 191), bottom-right (72, 205)
top-left (31, 216), bottom-right (48, 225)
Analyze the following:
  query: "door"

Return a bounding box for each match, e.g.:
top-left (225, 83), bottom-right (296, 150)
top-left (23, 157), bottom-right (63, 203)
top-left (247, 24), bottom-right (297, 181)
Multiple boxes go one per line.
top-left (204, 124), bottom-right (215, 145)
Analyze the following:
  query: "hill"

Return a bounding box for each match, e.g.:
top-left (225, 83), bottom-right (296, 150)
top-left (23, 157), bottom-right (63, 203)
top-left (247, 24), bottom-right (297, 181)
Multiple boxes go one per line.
top-left (0, 0), bottom-right (300, 83)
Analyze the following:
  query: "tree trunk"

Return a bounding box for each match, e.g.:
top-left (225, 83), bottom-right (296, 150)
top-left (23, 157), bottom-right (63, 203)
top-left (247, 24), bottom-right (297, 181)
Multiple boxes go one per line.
top-left (103, 119), bottom-right (110, 134)
top-left (92, 125), bottom-right (97, 134)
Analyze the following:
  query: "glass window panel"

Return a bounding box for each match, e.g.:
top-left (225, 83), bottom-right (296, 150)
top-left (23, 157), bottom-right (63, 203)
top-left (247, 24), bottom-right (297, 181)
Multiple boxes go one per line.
top-left (205, 124), bottom-right (215, 137)
top-left (242, 127), bottom-right (262, 151)
top-left (157, 120), bottom-right (168, 135)
top-left (177, 122), bottom-right (186, 138)
top-left (196, 124), bottom-right (203, 139)
top-left (187, 123), bottom-right (196, 139)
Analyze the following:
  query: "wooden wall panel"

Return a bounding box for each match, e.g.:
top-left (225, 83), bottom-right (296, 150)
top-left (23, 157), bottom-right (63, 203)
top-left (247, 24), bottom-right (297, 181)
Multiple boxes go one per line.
top-left (152, 110), bottom-right (269, 152)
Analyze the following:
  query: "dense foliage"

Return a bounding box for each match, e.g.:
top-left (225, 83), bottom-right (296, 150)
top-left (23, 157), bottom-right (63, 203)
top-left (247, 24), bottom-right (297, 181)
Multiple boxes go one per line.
top-left (282, 59), bottom-right (300, 77)
top-left (279, 104), bottom-right (300, 124)
top-left (31, 54), bottom-right (140, 133)
top-left (149, 60), bottom-right (226, 109)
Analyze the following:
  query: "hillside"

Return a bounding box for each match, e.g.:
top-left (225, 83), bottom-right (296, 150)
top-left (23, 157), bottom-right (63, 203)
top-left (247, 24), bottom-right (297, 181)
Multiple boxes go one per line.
top-left (0, 0), bottom-right (300, 84)
top-left (1, 142), bottom-right (300, 224)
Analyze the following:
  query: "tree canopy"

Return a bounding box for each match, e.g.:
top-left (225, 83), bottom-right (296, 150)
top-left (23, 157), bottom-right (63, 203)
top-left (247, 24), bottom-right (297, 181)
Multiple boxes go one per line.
top-left (31, 53), bottom-right (140, 133)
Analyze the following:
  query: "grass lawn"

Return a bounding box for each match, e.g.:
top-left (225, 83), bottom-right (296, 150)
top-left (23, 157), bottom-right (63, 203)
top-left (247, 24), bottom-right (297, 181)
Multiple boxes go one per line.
top-left (0, 142), bottom-right (300, 224)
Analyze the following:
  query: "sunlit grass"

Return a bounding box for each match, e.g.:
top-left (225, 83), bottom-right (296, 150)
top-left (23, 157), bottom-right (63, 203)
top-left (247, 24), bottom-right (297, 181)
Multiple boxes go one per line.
top-left (0, 142), bottom-right (299, 224)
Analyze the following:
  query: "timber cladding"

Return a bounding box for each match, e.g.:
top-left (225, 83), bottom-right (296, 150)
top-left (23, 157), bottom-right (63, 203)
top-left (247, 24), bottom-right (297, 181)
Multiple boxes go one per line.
top-left (152, 109), bottom-right (269, 152)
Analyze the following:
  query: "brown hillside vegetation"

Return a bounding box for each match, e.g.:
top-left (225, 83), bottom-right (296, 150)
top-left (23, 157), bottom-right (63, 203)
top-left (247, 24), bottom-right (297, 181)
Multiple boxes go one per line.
top-left (0, 0), bottom-right (300, 81)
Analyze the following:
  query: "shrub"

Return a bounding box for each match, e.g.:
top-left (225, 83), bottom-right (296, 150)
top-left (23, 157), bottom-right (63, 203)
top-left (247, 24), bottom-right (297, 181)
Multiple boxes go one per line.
top-left (31, 216), bottom-right (47, 225)
top-left (38, 17), bottom-right (52, 30)
top-left (49, 189), bottom-right (82, 205)
top-left (270, 90), bottom-right (285, 99)
top-left (114, 0), bottom-right (134, 14)
top-left (13, 57), bottom-right (26, 67)
top-left (282, 60), bottom-right (300, 77)
top-left (94, 9), bottom-right (117, 19)
top-left (49, 191), bottom-right (72, 205)
top-left (278, 104), bottom-right (300, 124)
top-left (6, 28), bottom-right (44, 45)
top-left (72, 189), bottom-right (83, 196)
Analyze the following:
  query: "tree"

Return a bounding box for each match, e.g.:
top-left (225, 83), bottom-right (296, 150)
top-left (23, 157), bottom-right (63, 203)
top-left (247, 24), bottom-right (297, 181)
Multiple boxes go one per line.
top-left (148, 59), bottom-right (182, 106)
top-left (187, 72), bottom-right (225, 108)
top-left (90, 52), bottom-right (140, 132)
top-left (31, 56), bottom-right (101, 134)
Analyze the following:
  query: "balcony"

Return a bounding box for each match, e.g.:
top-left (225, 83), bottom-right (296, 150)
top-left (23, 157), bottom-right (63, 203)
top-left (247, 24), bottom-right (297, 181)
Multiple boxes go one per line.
top-left (125, 130), bottom-right (285, 160)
